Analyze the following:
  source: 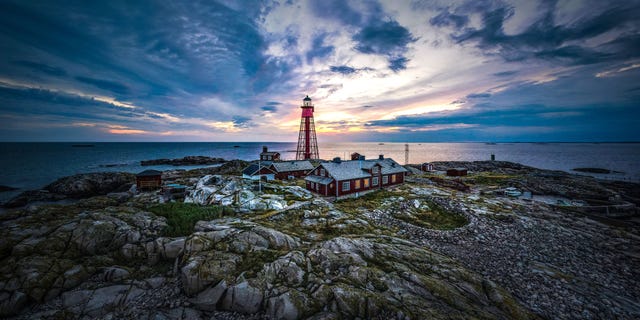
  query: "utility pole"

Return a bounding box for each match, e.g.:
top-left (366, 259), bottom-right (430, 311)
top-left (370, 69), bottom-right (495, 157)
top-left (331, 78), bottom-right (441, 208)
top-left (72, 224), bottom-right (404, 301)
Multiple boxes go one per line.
top-left (258, 158), bottom-right (262, 193)
top-left (405, 143), bottom-right (409, 165)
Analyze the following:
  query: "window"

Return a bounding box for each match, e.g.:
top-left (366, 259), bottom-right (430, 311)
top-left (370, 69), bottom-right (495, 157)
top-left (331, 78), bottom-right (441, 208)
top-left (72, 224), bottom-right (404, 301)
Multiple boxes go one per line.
top-left (355, 179), bottom-right (361, 189)
top-left (320, 169), bottom-right (325, 176)
top-left (364, 179), bottom-right (370, 188)
top-left (372, 166), bottom-right (379, 174)
top-left (392, 174), bottom-right (397, 183)
top-left (342, 181), bottom-right (350, 191)
top-left (382, 175), bottom-right (389, 184)
top-left (372, 177), bottom-right (379, 186)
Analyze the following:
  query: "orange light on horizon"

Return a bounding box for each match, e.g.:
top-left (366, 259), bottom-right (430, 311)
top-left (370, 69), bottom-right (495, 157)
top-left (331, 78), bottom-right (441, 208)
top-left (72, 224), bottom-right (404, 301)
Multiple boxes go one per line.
top-left (108, 129), bottom-right (148, 135)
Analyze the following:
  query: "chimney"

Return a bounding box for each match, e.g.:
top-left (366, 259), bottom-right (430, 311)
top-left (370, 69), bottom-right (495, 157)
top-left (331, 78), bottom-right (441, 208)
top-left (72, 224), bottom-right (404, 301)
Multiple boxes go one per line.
top-left (378, 154), bottom-right (384, 160)
top-left (262, 146), bottom-right (268, 153)
top-left (332, 157), bottom-right (341, 163)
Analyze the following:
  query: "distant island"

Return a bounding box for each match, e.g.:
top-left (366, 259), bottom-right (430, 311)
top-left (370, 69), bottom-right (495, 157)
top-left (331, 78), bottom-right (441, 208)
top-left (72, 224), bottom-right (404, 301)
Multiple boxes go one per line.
top-left (140, 155), bottom-right (226, 166)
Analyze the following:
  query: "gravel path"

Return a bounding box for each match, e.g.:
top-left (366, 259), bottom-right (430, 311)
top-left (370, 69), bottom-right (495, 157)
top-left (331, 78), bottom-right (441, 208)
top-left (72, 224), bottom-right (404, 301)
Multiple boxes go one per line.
top-left (365, 194), bottom-right (640, 319)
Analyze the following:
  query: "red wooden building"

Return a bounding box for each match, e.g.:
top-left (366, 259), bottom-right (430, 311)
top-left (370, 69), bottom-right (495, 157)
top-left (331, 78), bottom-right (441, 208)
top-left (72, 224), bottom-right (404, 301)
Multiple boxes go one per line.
top-left (136, 170), bottom-right (162, 190)
top-left (260, 146), bottom-right (280, 161)
top-left (304, 155), bottom-right (407, 198)
top-left (269, 160), bottom-right (314, 180)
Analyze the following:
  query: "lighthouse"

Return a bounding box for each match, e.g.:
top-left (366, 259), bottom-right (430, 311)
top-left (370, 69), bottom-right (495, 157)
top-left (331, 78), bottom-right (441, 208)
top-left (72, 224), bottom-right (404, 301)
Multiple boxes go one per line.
top-left (295, 95), bottom-right (319, 160)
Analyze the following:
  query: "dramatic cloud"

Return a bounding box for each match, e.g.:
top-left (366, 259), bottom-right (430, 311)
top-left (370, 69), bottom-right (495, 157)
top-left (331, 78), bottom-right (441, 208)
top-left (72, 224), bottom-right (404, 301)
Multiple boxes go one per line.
top-left (435, 1), bottom-right (640, 65)
top-left (0, 0), bottom-right (638, 142)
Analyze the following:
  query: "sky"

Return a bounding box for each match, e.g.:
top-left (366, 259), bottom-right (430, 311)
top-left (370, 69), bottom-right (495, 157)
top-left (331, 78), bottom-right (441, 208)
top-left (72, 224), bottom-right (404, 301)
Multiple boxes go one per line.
top-left (0, 0), bottom-right (639, 142)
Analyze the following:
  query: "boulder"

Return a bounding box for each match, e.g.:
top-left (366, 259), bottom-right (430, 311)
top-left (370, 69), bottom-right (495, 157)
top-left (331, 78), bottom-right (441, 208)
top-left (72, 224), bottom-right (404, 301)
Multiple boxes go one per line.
top-left (62, 284), bottom-right (144, 316)
top-left (220, 281), bottom-right (263, 314)
top-left (266, 291), bottom-right (301, 320)
top-left (191, 280), bottom-right (227, 311)
top-left (99, 267), bottom-right (130, 282)
top-left (0, 291), bottom-right (28, 316)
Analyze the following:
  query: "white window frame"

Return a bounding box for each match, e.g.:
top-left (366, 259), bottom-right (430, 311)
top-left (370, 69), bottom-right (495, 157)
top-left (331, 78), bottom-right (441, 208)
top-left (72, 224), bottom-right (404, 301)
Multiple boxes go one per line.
top-left (320, 168), bottom-right (325, 176)
top-left (382, 175), bottom-right (388, 185)
top-left (372, 166), bottom-right (379, 174)
top-left (342, 181), bottom-right (350, 191)
top-left (372, 177), bottom-right (379, 186)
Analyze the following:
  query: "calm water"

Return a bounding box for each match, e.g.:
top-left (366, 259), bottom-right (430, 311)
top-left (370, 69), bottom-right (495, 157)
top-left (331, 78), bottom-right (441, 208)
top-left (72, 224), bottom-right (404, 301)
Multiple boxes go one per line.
top-left (1, 142), bottom-right (638, 201)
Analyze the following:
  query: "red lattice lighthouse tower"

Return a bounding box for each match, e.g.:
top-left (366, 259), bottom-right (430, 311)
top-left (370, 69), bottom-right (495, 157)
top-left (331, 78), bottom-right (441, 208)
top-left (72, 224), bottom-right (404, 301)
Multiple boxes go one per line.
top-left (295, 95), bottom-right (319, 160)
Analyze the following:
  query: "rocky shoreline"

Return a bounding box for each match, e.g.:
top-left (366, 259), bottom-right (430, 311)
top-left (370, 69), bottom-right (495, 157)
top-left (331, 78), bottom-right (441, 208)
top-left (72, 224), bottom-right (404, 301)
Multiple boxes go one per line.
top-left (0, 160), bottom-right (638, 319)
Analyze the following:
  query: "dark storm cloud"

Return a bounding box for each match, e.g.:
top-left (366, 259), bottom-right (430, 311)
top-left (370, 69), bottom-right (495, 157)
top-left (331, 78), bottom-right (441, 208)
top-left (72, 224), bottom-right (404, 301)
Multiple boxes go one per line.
top-left (433, 2), bottom-right (640, 65)
top-left (12, 61), bottom-right (67, 77)
top-left (75, 76), bottom-right (130, 95)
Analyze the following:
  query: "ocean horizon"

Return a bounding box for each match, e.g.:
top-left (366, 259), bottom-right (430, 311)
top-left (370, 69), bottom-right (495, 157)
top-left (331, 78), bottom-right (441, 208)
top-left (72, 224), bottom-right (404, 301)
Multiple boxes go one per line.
top-left (1, 141), bottom-right (639, 202)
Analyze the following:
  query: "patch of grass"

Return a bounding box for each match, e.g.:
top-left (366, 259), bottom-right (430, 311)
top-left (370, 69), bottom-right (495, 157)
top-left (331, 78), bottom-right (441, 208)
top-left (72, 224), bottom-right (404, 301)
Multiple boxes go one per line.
top-left (395, 201), bottom-right (468, 230)
top-left (148, 203), bottom-right (235, 236)
top-left (466, 173), bottom-right (517, 186)
top-left (334, 190), bottom-right (396, 213)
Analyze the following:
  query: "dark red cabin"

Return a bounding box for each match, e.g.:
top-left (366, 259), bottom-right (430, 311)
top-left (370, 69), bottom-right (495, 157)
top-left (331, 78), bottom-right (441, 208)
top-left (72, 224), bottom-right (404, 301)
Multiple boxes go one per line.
top-left (136, 170), bottom-right (162, 190)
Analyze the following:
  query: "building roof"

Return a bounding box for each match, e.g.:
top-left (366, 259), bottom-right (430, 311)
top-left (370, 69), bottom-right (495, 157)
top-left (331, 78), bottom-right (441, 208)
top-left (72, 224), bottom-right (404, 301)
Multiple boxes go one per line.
top-left (303, 95), bottom-right (311, 101)
top-left (271, 160), bottom-right (314, 173)
top-left (378, 158), bottom-right (409, 175)
top-left (304, 175), bottom-right (334, 185)
top-left (242, 164), bottom-right (275, 176)
top-left (319, 157), bottom-right (408, 181)
top-left (136, 169), bottom-right (162, 177)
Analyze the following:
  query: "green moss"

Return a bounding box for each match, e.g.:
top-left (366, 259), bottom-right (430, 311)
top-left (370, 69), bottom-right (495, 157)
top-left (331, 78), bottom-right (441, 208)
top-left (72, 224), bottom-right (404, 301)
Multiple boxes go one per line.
top-left (148, 203), bottom-right (235, 236)
top-left (235, 249), bottom-right (283, 278)
top-left (334, 190), bottom-right (396, 213)
top-left (394, 201), bottom-right (468, 230)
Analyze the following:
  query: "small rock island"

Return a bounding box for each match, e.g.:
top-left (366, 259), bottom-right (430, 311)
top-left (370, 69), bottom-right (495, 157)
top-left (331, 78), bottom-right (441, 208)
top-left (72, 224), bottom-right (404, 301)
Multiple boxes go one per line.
top-left (1, 159), bottom-right (638, 319)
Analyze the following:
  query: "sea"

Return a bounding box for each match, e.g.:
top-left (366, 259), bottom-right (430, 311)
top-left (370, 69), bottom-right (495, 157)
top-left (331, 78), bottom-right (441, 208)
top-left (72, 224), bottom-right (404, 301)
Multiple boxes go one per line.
top-left (1, 142), bottom-right (639, 202)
